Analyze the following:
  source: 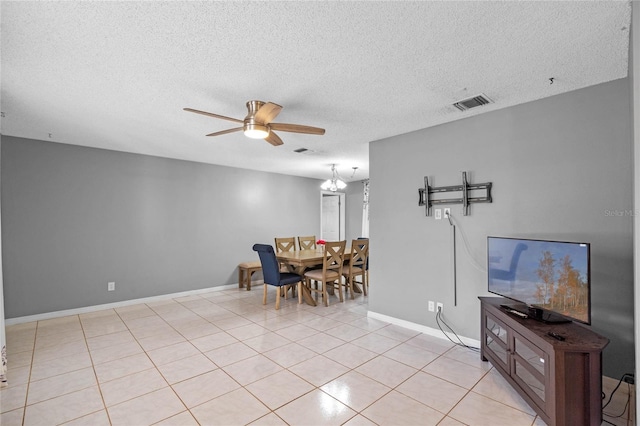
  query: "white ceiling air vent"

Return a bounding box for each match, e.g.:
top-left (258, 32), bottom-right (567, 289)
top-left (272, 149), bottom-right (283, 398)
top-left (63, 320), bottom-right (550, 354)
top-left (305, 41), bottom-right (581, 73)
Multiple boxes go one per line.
top-left (453, 93), bottom-right (493, 111)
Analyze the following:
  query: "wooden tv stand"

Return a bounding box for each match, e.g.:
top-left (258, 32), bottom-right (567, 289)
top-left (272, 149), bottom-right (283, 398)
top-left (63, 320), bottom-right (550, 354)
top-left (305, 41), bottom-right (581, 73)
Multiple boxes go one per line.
top-left (479, 297), bottom-right (609, 426)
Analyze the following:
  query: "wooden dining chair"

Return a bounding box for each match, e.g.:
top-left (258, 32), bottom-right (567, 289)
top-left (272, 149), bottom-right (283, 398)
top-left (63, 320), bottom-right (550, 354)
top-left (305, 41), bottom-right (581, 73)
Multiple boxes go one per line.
top-left (357, 237), bottom-right (370, 294)
top-left (303, 240), bottom-right (346, 306)
top-left (253, 244), bottom-right (302, 310)
top-left (274, 237), bottom-right (297, 295)
top-left (275, 237), bottom-right (296, 253)
top-left (343, 239), bottom-right (369, 298)
top-left (298, 235), bottom-right (316, 250)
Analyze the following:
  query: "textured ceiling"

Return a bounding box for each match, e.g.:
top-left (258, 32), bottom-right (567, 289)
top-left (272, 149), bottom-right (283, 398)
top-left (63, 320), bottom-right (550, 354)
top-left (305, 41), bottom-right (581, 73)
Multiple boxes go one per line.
top-left (0, 1), bottom-right (632, 182)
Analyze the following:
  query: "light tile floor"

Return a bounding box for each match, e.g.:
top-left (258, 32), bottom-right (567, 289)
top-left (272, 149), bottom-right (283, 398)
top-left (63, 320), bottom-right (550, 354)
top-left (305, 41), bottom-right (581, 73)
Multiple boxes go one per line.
top-left (0, 286), bottom-right (624, 425)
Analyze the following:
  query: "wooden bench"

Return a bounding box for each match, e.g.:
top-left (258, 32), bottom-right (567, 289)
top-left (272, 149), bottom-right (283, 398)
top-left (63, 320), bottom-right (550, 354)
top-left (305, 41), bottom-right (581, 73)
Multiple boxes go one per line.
top-left (238, 261), bottom-right (262, 290)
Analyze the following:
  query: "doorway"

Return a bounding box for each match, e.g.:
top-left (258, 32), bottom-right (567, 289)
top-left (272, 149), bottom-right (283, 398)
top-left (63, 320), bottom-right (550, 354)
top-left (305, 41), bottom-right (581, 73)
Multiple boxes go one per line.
top-left (321, 191), bottom-right (345, 241)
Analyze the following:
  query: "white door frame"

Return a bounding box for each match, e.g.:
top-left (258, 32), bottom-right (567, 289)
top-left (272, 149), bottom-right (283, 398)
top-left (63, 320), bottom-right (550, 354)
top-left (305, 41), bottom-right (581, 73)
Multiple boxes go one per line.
top-left (320, 191), bottom-right (345, 240)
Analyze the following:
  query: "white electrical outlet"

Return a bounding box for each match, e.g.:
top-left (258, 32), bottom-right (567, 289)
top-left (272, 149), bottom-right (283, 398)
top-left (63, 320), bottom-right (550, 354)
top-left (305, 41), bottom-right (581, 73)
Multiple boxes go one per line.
top-left (428, 301), bottom-right (435, 312)
top-left (435, 209), bottom-right (442, 220)
top-left (444, 208), bottom-right (451, 218)
top-left (107, 281), bottom-right (115, 292)
top-left (437, 302), bottom-right (444, 313)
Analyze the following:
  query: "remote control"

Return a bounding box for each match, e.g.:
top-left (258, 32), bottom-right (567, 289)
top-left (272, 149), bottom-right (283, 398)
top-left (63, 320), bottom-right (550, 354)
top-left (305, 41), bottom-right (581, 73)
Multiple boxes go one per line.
top-left (547, 332), bottom-right (565, 341)
top-left (507, 309), bottom-right (528, 319)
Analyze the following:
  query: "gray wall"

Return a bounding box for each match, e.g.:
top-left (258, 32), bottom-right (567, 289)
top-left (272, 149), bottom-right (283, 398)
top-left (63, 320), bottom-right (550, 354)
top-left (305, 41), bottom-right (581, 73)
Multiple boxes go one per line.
top-left (345, 180), bottom-right (365, 242)
top-left (369, 78), bottom-right (634, 378)
top-left (1, 136), bottom-right (322, 318)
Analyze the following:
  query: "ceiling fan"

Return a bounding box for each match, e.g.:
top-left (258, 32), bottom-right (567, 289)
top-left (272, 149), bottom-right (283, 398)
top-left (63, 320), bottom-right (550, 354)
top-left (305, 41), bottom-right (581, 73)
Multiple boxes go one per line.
top-left (184, 100), bottom-right (325, 146)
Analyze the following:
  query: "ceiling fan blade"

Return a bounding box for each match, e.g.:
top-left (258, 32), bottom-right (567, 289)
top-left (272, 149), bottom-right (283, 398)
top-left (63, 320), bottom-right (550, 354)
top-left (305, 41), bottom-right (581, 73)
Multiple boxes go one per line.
top-left (269, 122), bottom-right (325, 135)
top-left (265, 131), bottom-right (284, 146)
top-left (184, 108), bottom-right (244, 124)
top-left (254, 102), bottom-right (282, 124)
top-left (206, 127), bottom-right (243, 137)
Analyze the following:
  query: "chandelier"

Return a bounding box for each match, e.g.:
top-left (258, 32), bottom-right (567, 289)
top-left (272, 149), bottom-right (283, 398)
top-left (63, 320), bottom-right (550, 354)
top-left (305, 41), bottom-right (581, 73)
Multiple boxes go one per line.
top-left (320, 164), bottom-right (347, 192)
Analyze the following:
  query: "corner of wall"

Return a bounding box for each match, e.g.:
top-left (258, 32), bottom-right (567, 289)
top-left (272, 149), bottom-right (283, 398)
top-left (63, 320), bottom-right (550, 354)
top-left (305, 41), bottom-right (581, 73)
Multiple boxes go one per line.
top-left (631, 2), bottom-right (640, 424)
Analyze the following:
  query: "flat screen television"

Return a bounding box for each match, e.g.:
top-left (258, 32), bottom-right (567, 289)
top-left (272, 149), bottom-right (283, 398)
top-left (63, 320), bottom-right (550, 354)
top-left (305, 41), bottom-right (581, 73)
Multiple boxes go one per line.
top-left (487, 236), bottom-right (591, 324)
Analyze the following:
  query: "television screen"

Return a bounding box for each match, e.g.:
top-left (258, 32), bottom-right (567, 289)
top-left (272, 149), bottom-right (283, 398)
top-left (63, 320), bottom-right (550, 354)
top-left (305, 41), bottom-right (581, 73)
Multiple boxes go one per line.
top-left (487, 236), bottom-right (590, 324)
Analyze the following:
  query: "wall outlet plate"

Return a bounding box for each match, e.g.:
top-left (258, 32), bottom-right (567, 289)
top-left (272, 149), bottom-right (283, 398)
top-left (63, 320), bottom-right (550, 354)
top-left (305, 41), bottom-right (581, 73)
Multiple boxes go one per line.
top-left (435, 209), bottom-right (442, 220)
top-left (437, 302), bottom-right (444, 312)
top-left (107, 282), bottom-right (115, 291)
top-left (428, 301), bottom-right (435, 312)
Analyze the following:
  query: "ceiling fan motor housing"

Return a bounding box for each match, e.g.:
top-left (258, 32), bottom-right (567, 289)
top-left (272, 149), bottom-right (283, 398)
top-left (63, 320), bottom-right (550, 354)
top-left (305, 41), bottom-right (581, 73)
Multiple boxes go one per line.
top-left (244, 101), bottom-right (270, 138)
top-left (246, 100), bottom-right (266, 116)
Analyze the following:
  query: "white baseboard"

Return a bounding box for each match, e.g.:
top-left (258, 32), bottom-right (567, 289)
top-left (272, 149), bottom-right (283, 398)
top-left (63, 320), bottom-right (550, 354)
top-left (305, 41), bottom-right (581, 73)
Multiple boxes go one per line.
top-left (4, 282), bottom-right (258, 325)
top-left (367, 310), bottom-right (481, 348)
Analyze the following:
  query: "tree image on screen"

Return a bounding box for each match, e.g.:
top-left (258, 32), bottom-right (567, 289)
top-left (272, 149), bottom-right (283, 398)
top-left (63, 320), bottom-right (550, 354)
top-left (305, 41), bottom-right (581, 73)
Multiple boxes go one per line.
top-left (534, 251), bottom-right (588, 322)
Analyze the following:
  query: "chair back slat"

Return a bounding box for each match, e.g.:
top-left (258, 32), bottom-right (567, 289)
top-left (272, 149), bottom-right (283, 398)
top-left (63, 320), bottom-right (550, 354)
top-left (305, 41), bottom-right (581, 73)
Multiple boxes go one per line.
top-left (357, 237), bottom-right (370, 270)
top-left (275, 237), bottom-right (296, 253)
top-left (350, 239), bottom-right (369, 269)
top-left (323, 240), bottom-right (346, 276)
top-left (298, 236), bottom-right (316, 250)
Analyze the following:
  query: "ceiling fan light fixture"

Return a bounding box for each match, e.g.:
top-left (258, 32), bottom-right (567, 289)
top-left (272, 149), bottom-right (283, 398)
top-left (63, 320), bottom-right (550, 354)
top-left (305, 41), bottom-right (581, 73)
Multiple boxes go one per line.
top-left (244, 123), bottom-right (269, 139)
top-left (184, 100), bottom-right (325, 146)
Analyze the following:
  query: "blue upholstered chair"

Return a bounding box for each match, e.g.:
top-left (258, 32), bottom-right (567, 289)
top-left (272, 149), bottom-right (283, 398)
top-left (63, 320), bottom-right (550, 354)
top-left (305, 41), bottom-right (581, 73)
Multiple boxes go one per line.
top-left (252, 244), bottom-right (303, 310)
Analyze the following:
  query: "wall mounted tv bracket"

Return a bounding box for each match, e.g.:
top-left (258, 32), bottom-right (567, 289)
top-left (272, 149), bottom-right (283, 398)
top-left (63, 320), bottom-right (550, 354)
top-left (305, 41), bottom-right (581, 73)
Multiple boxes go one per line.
top-left (418, 171), bottom-right (492, 216)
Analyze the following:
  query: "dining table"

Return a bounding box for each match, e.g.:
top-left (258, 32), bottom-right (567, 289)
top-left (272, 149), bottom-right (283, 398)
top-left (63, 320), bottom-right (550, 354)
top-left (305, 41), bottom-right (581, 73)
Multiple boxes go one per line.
top-left (276, 248), bottom-right (356, 306)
